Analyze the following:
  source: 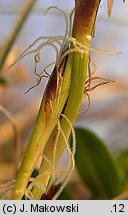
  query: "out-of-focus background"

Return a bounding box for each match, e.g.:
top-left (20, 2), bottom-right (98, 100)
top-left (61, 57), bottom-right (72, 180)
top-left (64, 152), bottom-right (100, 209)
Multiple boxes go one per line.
top-left (0, 0), bottom-right (128, 182)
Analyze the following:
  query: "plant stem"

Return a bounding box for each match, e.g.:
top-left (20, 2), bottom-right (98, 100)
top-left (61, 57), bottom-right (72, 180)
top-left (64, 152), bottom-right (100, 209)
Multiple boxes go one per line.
top-left (0, 0), bottom-right (36, 71)
top-left (12, 0), bottom-right (101, 200)
top-left (12, 55), bottom-right (73, 200)
top-left (32, 52), bottom-right (89, 200)
top-left (32, 0), bottom-right (101, 199)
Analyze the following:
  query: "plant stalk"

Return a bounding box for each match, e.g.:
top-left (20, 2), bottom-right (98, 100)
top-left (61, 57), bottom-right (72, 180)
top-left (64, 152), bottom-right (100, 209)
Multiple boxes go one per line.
top-left (12, 55), bottom-right (73, 200)
top-left (12, 0), bottom-right (101, 200)
top-left (32, 0), bottom-right (101, 199)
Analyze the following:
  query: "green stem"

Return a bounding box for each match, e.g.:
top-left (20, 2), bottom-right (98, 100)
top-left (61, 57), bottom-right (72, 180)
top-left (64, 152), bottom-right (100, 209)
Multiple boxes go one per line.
top-left (32, 0), bottom-right (101, 200)
top-left (32, 52), bottom-right (89, 200)
top-left (12, 54), bottom-right (73, 200)
top-left (12, 0), bottom-right (101, 200)
top-left (0, 0), bottom-right (36, 71)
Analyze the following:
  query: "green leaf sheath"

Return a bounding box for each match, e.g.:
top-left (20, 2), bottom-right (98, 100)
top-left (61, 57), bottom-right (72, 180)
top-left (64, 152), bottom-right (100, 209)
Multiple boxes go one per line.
top-left (12, 0), bottom-right (102, 200)
top-left (54, 52), bottom-right (89, 158)
top-left (33, 0), bottom-right (100, 199)
top-left (32, 52), bottom-right (89, 200)
top-left (32, 0), bottom-right (102, 200)
top-left (12, 54), bottom-right (73, 200)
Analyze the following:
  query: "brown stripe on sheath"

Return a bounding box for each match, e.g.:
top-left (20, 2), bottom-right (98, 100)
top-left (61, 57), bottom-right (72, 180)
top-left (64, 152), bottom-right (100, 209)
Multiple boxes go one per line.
top-left (44, 66), bottom-right (62, 120)
top-left (43, 48), bottom-right (68, 120)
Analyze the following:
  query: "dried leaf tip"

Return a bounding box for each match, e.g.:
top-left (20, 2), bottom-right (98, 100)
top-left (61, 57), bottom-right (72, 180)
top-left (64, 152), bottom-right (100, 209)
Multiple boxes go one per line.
top-left (107, 0), bottom-right (114, 17)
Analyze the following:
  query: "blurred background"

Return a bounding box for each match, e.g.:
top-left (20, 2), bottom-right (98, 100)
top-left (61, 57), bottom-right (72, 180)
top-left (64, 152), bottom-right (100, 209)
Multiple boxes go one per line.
top-left (0, 0), bottom-right (128, 184)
